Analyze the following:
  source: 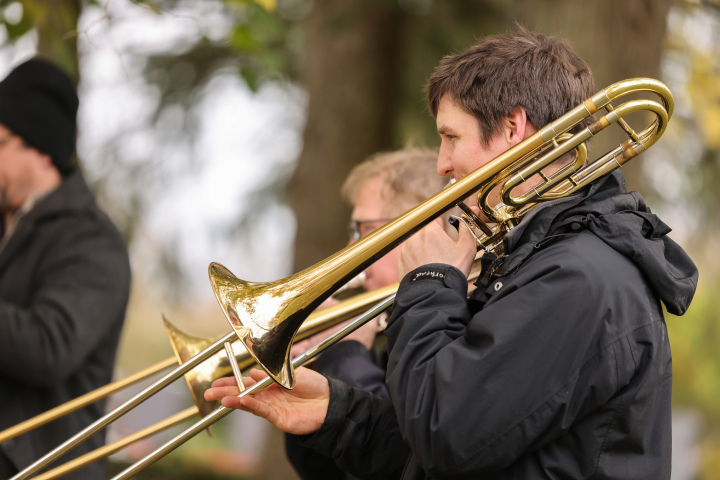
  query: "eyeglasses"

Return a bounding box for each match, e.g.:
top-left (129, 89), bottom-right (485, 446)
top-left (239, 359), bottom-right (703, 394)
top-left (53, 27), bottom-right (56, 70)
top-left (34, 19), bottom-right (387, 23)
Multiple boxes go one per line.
top-left (347, 218), bottom-right (395, 242)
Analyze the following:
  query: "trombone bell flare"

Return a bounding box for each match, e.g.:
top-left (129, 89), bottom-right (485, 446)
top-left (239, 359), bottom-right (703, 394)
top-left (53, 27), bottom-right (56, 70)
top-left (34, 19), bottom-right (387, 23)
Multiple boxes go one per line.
top-left (210, 263), bottom-right (305, 389)
top-left (163, 316), bottom-right (225, 417)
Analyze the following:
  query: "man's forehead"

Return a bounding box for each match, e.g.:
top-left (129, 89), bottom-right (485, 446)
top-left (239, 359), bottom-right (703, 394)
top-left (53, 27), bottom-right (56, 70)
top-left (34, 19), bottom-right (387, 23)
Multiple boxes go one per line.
top-left (436, 96), bottom-right (479, 127)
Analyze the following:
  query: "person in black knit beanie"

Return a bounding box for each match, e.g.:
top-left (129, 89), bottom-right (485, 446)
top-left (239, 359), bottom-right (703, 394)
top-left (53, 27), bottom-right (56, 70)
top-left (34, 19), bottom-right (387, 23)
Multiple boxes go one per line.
top-left (0, 57), bottom-right (131, 479)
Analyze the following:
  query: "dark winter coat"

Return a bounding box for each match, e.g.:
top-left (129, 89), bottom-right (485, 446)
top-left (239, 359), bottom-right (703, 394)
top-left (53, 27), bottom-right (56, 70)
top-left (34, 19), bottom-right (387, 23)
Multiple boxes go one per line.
top-left (299, 171), bottom-right (698, 480)
top-left (0, 171), bottom-right (131, 479)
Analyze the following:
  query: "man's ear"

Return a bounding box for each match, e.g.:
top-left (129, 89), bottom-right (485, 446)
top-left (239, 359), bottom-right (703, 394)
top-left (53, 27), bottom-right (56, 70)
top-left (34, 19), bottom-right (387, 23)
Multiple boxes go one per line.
top-left (38, 153), bottom-right (56, 171)
top-left (30, 148), bottom-right (60, 177)
top-left (501, 108), bottom-right (535, 146)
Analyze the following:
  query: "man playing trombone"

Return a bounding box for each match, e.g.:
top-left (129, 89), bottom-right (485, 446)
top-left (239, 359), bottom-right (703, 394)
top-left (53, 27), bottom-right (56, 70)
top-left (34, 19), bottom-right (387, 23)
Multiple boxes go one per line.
top-left (207, 28), bottom-right (698, 479)
top-left (0, 59), bottom-right (131, 479)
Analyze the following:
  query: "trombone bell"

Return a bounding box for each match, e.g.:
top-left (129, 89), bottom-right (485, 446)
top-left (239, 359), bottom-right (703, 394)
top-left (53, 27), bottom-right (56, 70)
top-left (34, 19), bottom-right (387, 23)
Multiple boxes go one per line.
top-left (209, 258), bottom-right (371, 390)
top-left (162, 316), bottom-right (254, 416)
top-left (210, 263), bottom-right (318, 389)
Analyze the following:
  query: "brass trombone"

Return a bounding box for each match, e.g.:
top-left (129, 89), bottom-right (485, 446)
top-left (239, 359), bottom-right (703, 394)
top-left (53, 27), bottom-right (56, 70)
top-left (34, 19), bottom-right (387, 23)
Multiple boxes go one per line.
top-left (0, 272), bottom-right (395, 445)
top-left (13, 78), bottom-right (673, 479)
top-left (4, 280), bottom-right (402, 479)
top-left (30, 263), bottom-right (485, 479)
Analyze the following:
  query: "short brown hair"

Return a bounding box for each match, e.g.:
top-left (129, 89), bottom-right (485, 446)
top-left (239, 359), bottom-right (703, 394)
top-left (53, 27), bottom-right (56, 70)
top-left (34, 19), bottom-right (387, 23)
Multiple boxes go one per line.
top-left (426, 27), bottom-right (594, 146)
top-left (342, 148), bottom-right (446, 216)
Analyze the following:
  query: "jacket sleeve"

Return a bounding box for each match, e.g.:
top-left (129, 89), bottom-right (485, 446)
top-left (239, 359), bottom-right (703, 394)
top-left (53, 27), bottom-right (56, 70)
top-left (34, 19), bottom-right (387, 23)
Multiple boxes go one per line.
top-left (315, 339), bottom-right (390, 399)
top-left (285, 340), bottom-right (390, 480)
top-left (0, 216), bottom-right (131, 385)
top-left (383, 252), bottom-right (643, 478)
top-left (301, 377), bottom-right (411, 480)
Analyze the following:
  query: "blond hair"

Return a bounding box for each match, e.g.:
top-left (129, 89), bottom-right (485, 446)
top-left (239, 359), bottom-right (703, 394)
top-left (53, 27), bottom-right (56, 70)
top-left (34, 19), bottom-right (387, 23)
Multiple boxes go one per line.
top-left (341, 148), bottom-right (445, 216)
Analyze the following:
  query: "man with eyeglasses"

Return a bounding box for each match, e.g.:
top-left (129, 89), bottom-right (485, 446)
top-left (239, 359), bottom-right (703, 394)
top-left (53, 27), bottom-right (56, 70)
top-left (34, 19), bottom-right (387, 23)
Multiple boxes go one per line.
top-left (0, 58), bottom-right (131, 479)
top-left (284, 148), bottom-right (447, 480)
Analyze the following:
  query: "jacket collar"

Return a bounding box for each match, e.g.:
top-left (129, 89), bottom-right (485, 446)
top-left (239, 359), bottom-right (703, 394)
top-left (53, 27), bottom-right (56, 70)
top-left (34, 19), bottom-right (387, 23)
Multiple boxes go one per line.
top-left (484, 170), bottom-right (697, 316)
top-left (0, 171), bottom-right (94, 271)
top-left (489, 171), bottom-right (625, 277)
top-left (24, 170), bottom-right (95, 221)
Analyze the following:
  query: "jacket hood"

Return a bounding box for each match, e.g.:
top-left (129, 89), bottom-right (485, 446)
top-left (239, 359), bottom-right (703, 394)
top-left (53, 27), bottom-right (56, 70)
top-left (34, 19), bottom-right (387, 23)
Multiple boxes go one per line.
top-left (503, 171), bottom-right (698, 316)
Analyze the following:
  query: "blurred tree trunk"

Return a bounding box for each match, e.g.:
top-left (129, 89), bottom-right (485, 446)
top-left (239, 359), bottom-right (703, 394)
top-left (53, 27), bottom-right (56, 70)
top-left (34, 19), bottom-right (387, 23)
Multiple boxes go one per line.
top-left (288, 0), bottom-right (403, 270)
top-left (511, 0), bottom-right (672, 193)
top-left (27, 0), bottom-right (81, 79)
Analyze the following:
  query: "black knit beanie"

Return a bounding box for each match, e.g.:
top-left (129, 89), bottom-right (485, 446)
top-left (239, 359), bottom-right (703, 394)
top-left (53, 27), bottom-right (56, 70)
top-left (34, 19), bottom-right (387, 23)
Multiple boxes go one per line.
top-left (0, 58), bottom-right (78, 175)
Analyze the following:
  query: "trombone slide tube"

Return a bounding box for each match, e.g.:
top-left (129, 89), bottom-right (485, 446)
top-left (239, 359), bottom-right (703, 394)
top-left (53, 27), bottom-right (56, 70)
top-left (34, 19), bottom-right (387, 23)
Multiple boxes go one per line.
top-left (32, 407), bottom-right (199, 480)
top-left (0, 357), bottom-right (178, 444)
top-left (10, 331), bottom-right (238, 480)
top-left (111, 294), bottom-right (397, 480)
top-left (5, 283), bottom-right (395, 478)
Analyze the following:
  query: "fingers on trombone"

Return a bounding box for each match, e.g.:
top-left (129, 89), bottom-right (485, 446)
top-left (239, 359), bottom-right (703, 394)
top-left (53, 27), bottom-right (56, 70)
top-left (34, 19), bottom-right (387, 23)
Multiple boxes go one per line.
top-left (206, 376), bottom-right (248, 400)
top-left (204, 382), bottom-right (239, 401)
top-left (202, 381), bottom-right (270, 418)
top-left (204, 377), bottom-right (249, 408)
top-left (209, 376), bottom-right (238, 388)
top-left (206, 368), bottom-right (269, 399)
top-left (223, 394), bottom-right (269, 417)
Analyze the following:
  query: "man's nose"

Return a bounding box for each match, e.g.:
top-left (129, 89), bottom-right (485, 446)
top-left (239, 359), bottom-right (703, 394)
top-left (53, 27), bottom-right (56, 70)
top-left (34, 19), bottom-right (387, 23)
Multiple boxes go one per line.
top-left (437, 151), bottom-right (453, 177)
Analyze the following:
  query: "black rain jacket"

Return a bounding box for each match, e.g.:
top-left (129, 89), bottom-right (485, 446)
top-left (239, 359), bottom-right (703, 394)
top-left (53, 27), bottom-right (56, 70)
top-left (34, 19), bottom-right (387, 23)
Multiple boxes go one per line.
top-left (300, 171), bottom-right (698, 480)
top-left (0, 172), bottom-right (131, 479)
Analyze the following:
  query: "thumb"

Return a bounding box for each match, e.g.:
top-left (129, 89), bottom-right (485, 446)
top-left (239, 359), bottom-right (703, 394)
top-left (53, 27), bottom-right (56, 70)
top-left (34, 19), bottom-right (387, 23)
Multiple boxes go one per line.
top-left (457, 217), bottom-right (479, 250)
top-left (454, 219), bottom-right (480, 277)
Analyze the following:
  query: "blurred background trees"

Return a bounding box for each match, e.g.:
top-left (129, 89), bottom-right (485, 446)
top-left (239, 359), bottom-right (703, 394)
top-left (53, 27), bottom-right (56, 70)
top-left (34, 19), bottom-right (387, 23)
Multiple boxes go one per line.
top-left (2, 0), bottom-right (719, 477)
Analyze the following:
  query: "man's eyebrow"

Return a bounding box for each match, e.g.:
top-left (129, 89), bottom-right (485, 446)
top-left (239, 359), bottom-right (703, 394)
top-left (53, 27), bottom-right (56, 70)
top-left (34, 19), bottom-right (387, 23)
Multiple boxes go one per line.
top-left (437, 125), bottom-right (453, 135)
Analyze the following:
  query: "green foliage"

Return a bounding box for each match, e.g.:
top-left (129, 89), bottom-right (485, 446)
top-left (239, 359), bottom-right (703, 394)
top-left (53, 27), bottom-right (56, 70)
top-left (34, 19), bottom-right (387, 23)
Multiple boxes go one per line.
top-left (1, 1), bottom-right (33, 40)
top-left (668, 279), bottom-right (720, 477)
top-left (669, 281), bottom-right (720, 422)
top-left (120, 0), bottom-right (290, 91)
top-left (0, 0), bottom-right (82, 76)
top-left (687, 53), bottom-right (720, 151)
top-left (226, 0), bottom-right (296, 90)
top-left (665, 2), bottom-right (720, 153)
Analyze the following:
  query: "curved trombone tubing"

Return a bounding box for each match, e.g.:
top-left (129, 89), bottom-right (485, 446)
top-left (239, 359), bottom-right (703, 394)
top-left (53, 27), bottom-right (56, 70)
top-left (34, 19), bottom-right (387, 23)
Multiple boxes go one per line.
top-left (475, 79), bottom-right (672, 247)
top-left (111, 295), bottom-right (397, 480)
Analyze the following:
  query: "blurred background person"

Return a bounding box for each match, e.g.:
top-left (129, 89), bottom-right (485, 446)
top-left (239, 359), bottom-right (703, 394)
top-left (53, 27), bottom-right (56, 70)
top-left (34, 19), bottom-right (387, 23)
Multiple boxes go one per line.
top-left (285, 147), bottom-right (447, 480)
top-left (0, 58), bottom-right (131, 479)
